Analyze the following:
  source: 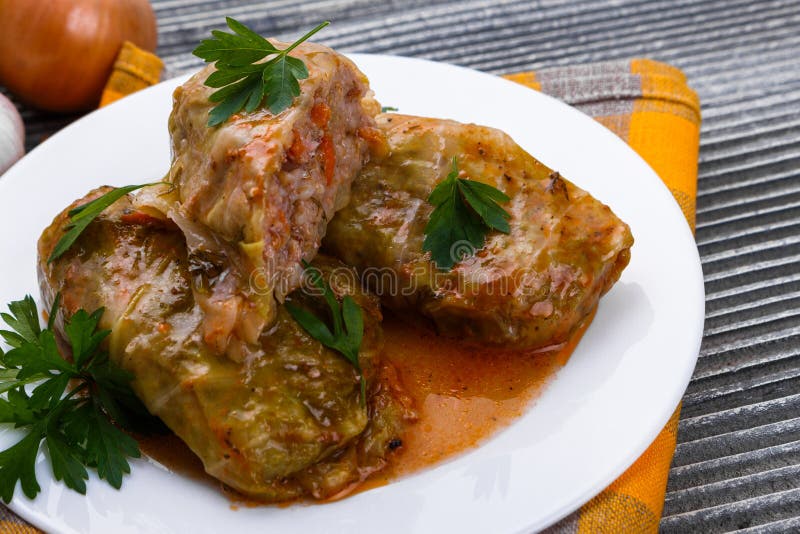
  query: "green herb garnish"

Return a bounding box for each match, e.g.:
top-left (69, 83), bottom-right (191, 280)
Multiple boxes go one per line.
top-left (48, 183), bottom-right (164, 264)
top-left (286, 262), bottom-right (366, 406)
top-left (193, 18), bottom-right (330, 126)
top-left (381, 106), bottom-right (399, 113)
top-left (423, 157), bottom-right (511, 270)
top-left (0, 295), bottom-right (156, 503)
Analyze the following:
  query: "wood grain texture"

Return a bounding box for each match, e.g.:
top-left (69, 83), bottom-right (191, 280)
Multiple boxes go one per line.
top-left (3, 1), bottom-right (799, 531)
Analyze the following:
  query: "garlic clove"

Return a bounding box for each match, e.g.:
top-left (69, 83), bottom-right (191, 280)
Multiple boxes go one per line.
top-left (0, 92), bottom-right (25, 175)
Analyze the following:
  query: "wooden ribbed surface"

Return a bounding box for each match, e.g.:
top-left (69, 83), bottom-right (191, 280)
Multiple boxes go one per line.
top-left (6, 1), bottom-right (800, 531)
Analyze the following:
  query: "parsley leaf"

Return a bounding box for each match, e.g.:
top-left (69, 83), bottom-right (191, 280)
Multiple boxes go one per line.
top-left (286, 262), bottom-right (367, 405)
top-left (193, 18), bottom-right (329, 126)
top-left (48, 183), bottom-right (165, 264)
top-left (0, 369), bottom-right (29, 395)
top-left (62, 401), bottom-right (140, 489)
top-left (64, 309), bottom-right (109, 370)
top-left (0, 296), bottom-right (41, 347)
top-left (0, 428), bottom-right (44, 502)
top-left (423, 157), bottom-right (511, 270)
top-left (46, 428), bottom-right (89, 494)
top-left (0, 388), bottom-right (36, 426)
top-left (0, 295), bottom-right (157, 503)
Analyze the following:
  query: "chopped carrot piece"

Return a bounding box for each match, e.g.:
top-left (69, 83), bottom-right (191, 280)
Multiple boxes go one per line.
top-left (319, 134), bottom-right (336, 185)
top-left (310, 102), bottom-right (331, 128)
top-left (288, 132), bottom-right (309, 162)
top-left (120, 210), bottom-right (172, 227)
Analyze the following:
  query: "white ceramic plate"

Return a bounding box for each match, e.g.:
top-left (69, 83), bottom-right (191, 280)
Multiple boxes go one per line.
top-left (0, 54), bottom-right (704, 533)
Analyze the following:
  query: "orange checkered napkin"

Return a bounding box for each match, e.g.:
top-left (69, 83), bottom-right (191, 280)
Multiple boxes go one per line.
top-left (506, 59), bottom-right (700, 532)
top-left (99, 41), bottom-right (163, 107)
top-left (0, 57), bottom-right (699, 533)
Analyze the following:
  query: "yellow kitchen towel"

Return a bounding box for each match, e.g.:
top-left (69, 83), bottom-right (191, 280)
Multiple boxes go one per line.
top-left (506, 58), bottom-right (700, 532)
top-left (0, 58), bottom-right (699, 533)
top-left (506, 58), bottom-right (700, 232)
top-left (99, 41), bottom-right (163, 107)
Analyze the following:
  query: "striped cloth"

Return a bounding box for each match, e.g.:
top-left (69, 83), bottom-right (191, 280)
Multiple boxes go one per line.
top-left (504, 59), bottom-right (700, 532)
top-left (0, 50), bottom-right (700, 533)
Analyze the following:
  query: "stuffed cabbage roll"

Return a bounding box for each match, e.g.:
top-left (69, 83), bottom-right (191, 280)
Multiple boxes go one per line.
top-left (38, 189), bottom-right (413, 501)
top-left (324, 114), bottom-right (633, 350)
top-left (136, 40), bottom-right (383, 353)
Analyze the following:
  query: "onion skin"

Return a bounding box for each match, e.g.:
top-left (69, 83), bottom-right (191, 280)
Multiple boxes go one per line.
top-left (0, 0), bottom-right (157, 112)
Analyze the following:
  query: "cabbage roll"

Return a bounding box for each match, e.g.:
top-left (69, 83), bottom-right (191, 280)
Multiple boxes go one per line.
top-left (38, 189), bottom-right (412, 501)
top-left (324, 114), bottom-right (633, 350)
top-left (136, 40), bottom-right (383, 353)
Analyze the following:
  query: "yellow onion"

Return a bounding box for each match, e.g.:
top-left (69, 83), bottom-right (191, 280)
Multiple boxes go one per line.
top-left (0, 0), bottom-right (157, 112)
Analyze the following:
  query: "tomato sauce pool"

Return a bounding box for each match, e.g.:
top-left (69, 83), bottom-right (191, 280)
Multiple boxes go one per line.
top-left (137, 311), bottom-right (593, 502)
top-left (359, 311), bottom-right (591, 489)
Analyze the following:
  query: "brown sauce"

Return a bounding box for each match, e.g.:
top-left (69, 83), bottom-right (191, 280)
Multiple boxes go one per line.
top-left (363, 311), bottom-right (590, 487)
top-left (136, 433), bottom-right (211, 481)
top-left (137, 311), bottom-right (592, 502)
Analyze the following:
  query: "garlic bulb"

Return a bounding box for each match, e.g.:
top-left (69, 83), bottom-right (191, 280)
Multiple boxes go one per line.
top-left (0, 93), bottom-right (24, 175)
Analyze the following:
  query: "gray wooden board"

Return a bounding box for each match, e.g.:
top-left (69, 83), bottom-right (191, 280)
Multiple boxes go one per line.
top-left (3, 0), bottom-right (800, 531)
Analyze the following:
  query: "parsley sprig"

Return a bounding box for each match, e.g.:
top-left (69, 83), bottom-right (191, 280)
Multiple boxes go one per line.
top-left (286, 263), bottom-right (366, 406)
top-left (423, 157), bottom-right (511, 270)
top-left (193, 18), bottom-right (330, 126)
top-left (0, 295), bottom-right (156, 503)
top-left (48, 182), bottom-right (166, 264)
